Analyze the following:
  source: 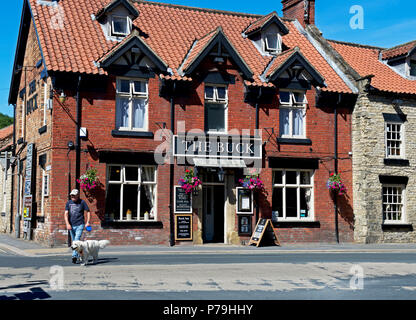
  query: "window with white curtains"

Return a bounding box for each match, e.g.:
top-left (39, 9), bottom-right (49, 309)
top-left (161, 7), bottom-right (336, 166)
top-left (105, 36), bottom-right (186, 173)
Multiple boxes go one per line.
top-left (279, 91), bottom-right (307, 138)
top-left (272, 169), bottom-right (314, 221)
top-left (106, 165), bottom-right (157, 221)
top-left (116, 78), bottom-right (148, 131)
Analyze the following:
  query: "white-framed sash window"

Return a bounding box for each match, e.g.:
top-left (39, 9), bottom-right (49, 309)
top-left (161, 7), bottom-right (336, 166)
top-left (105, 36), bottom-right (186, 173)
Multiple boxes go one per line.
top-left (279, 91), bottom-right (307, 138)
top-left (204, 84), bottom-right (228, 133)
top-left (385, 122), bottom-right (404, 159)
top-left (272, 169), bottom-right (314, 221)
top-left (116, 78), bottom-right (149, 131)
top-left (106, 165), bottom-right (157, 222)
top-left (382, 184), bottom-right (405, 224)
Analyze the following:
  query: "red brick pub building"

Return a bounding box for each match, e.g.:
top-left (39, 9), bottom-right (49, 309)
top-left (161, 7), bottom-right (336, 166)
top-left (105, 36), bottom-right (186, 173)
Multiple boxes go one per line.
top-left (8, 0), bottom-right (357, 246)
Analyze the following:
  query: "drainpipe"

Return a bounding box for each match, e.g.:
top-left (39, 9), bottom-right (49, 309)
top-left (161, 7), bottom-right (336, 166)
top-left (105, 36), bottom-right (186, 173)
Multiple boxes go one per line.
top-left (75, 76), bottom-right (82, 190)
top-left (255, 87), bottom-right (262, 223)
top-left (169, 82), bottom-right (176, 247)
top-left (334, 94), bottom-right (341, 244)
top-left (11, 104), bottom-right (16, 235)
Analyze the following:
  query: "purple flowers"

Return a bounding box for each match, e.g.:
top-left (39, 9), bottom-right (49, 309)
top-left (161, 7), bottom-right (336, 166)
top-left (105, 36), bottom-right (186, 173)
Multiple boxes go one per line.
top-left (239, 174), bottom-right (264, 191)
top-left (327, 173), bottom-right (346, 195)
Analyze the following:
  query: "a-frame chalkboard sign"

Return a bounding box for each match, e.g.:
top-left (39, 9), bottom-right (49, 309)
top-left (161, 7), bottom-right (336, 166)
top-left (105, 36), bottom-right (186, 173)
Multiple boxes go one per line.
top-left (248, 219), bottom-right (280, 247)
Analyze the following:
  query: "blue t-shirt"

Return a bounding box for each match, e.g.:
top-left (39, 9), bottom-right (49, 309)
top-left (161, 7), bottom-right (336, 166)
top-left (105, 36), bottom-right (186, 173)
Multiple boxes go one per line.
top-left (65, 199), bottom-right (90, 226)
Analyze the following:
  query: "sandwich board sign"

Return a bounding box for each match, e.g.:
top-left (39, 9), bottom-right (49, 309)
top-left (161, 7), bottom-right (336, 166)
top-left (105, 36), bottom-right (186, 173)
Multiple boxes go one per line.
top-left (175, 214), bottom-right (193, 241)
top-left (248, 218), bottom-right (280, 247)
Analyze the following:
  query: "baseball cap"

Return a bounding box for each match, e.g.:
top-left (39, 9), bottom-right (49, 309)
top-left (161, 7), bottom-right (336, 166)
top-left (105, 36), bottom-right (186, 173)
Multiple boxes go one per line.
top-left (70, 189), bottom-right (79, 196)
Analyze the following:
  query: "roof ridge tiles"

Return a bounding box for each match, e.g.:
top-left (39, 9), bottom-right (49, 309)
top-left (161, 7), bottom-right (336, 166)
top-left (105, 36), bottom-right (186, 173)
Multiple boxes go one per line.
top-left (382, 40), bottom-right (416, 53)
top-left (132, 0), bottom-right (263, 18)
top-left (327, 39), bottom-right (384, 51)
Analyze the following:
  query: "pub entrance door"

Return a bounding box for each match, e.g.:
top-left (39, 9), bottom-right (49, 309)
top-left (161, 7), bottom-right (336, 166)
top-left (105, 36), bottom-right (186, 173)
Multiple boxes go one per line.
top-left (202, 170), bottom-right (225, 243)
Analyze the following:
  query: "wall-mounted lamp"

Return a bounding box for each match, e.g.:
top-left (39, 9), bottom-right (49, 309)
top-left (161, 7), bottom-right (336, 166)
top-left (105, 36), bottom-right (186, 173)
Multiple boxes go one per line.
top-left (218, 167), bottom-right (225, 182)
top-left (67, 140), bottom-right (75, 150)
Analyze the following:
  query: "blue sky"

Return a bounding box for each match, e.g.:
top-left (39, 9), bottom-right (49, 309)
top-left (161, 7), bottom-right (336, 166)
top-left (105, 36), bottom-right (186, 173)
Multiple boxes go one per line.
top-left (1, 0), bottom-right (415, 117)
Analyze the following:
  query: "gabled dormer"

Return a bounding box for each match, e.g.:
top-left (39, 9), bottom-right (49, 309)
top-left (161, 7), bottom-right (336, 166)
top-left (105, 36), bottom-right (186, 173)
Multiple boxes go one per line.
top-left (243, 12), bottom-right (289, 56)
top-left (95, 0), bottom-right (139, 41)
top-left (179, 27), bottom-right (253, 81)
top-left (262, 47), bottom-right (325, 90)
top-left (97, 29), bottom-right (168, 78)
top-left (381, 41), bottom-right (416, 80)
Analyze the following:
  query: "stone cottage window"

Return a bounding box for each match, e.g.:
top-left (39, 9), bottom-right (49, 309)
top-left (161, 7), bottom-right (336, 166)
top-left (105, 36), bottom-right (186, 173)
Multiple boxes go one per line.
top-left (382, 185), bottom-right (405, 224)
top-left (385, 122), bottom-right (403, 158)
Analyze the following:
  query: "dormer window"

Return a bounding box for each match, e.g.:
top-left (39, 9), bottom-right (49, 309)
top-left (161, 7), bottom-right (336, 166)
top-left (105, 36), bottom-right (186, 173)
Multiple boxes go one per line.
top-left (264, 33), bottom-right (282, 54)
top-left (410, 60), bottom-right (416, 77)
top-left (111, 15), bottom-right (130, 36)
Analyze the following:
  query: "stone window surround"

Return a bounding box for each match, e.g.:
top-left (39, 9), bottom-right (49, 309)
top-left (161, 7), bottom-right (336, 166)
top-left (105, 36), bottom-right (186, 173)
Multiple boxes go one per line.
top-left (383, 113), bottom-right (407, 160)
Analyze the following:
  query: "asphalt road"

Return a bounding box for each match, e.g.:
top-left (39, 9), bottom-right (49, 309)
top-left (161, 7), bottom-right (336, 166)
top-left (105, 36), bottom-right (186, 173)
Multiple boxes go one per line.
top-left (1, 250), bottom-right (416, 300)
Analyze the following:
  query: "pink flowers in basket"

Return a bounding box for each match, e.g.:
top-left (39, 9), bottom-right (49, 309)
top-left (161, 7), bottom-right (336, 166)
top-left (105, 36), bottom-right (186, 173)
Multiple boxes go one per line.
top-left (179, 169), bottom-right (202, 194)
top-left (239, 171), bottom-right (264, 192)
top-left (77, 166), bottom-right (98, 191)
top-left (326, 173), bottom-right (346, 195)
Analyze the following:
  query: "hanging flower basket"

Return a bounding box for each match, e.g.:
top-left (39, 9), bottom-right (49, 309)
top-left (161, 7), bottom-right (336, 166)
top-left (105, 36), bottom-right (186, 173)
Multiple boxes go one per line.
top-left (77, 166), bottom-right (99, 192)
top-left (179, 168), bottom-right (202, 195)
top-left (326, 173), bottom-right (346, 195)
top-left (239, 173), bottom-right (264, 192)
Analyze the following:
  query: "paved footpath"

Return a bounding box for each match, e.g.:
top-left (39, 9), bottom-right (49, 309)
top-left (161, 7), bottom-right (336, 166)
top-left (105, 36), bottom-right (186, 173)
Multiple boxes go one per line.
top-left (1, 233), bottom-right (416, 300)
top-left (2, 233), bottom-right (416, 256)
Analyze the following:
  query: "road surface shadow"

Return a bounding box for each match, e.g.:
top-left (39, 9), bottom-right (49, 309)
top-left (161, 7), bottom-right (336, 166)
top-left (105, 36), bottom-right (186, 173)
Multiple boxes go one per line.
top-left (0, 287), bottom-right (51, 300)
top-left (0, 280), bottom-right (49, 291)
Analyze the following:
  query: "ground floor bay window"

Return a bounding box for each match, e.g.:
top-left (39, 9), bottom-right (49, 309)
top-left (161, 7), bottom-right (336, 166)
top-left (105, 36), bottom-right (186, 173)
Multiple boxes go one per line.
top-left (272, 169), bottom-right (314, 221)
top-left (106, 165), bottom-right (157, 221)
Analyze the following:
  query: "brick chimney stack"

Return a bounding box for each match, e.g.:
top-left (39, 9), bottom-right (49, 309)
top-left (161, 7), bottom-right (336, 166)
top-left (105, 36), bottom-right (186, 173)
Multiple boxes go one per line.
top-left (281, 0), bottom-right (315, 27)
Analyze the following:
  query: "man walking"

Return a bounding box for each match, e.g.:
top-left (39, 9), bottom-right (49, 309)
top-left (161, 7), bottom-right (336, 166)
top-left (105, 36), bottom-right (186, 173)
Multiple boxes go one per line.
top-left (64, 189), bottom-right (91, 264)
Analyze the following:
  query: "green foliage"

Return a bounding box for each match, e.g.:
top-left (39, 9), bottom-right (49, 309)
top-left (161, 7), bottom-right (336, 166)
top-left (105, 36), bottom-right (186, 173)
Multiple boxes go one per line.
top-left (0, 113), bottom-right (13, 129)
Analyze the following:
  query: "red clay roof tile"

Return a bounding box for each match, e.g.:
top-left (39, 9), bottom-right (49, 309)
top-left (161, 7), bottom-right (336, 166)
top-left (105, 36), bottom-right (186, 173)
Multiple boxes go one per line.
top-left (330, 40), bottom-right (416, 95)
top-left (29, 0), bottom-right (352, 93)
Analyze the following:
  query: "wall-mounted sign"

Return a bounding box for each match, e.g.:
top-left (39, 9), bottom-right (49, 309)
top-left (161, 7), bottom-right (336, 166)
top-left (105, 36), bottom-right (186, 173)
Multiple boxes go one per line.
top-left (175, 214), bottom-right (193, 241)
top-left (173, 134), bottom-right (262, 160)
top-left (23, 195), bottom-right (32, 220)
top-left (238, 215), bottom-right (252, 236)
top-left (236, 188), bottom-right (253, 214)
top-left (174, 186), bottom-right (192, 213)
top-left (23, 143), bottom-right (34, 221)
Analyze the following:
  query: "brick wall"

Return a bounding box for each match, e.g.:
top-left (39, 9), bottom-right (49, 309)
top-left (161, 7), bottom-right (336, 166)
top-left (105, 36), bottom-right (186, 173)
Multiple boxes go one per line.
top-left (12, 18), bottom-right (53, 245)
top-left (10, 20), bottom-right (353, 246)
top-left (282, 0), bottom-right (315, 27)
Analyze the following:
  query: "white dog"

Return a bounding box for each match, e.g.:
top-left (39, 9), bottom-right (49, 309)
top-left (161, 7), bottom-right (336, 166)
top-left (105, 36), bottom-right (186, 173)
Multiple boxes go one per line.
top-left (71, 240), bottom-right (110, 266)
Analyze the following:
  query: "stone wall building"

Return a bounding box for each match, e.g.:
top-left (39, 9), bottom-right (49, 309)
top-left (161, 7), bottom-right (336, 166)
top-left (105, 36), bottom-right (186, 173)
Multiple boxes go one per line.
top-left (326, 40), bottom-right (416, 243)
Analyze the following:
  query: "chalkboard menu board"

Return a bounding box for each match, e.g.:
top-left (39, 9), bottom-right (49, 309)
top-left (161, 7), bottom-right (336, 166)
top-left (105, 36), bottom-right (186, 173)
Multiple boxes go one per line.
top-left (249, 219), bottom-right (280, 247)
top-left (174, 186), bottom-right (192, 213)
top-left (175, 214), bottom-right (193, 241)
